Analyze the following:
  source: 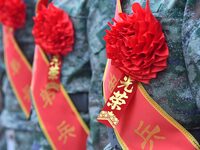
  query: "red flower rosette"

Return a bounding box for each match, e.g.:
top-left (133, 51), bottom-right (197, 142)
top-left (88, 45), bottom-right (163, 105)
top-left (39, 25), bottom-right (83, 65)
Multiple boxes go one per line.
top-left (32, 3), bottom-right (74, 90)
top-left (32, 3), bottom-right (74, 56)
top-left (97, 0), bottom-right (169, 128)
top-left (0, 0), bottom-right (26, 29)
top-left (104, 0), bottom-right (169, 84)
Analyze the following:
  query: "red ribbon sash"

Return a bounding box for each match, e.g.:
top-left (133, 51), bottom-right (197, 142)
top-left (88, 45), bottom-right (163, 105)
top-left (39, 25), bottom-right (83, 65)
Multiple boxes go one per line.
top-left (31, 1), bottom-right (89, 149)
top-left (97, 0), bottom-right (200, 149)
top-left (31, 46), bottom-right (89, 149)
top-left (102, 60), bottom-right (200, 150)
top-left (3, 26), bottom-right (32, 118)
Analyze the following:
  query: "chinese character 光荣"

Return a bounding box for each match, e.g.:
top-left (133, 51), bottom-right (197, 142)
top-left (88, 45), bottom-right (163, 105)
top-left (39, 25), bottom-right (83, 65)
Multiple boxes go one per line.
top-left (107, 91), bottom-right (128, 110)
top-left (117, 76), bottom-right (133, 93)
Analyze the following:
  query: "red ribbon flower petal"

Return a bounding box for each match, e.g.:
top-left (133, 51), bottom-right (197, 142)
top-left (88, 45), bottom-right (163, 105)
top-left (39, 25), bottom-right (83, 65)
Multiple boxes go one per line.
top-left (0, 0), bottom-right (26, 28)
top-left (32, 3), bottom-right (74, 56)
top-left (104, 0), bottom-right (169, 84)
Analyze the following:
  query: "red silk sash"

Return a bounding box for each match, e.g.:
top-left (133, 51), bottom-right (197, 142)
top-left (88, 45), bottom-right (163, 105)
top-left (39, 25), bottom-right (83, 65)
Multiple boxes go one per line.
top-left (102, 60), bottom-right (200, 150)
top-left (31, 1), bottom-right (89, 149)
top-left (3, 26), bottom-right (32, 118)
top-left (97, 0), bottom-right (200, 149)
top-left (31, 47), bottom-right (89, 149)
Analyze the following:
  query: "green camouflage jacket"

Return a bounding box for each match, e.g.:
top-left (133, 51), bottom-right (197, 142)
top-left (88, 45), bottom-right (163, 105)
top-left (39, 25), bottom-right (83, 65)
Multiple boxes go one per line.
top-left (0, 24), bottom-right (4, 114)
top-left (0, 17), bottom-right (5, 150)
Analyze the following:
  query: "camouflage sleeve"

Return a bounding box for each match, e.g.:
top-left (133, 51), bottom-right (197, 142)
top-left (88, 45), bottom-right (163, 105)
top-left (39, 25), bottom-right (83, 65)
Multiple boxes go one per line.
top-left (0, 25), bottom-right (5, 112)
top-left (182, 0), bottom-right (200, 111)
top-left (86, 0), bottom-right (118, 149)
top-left (0, 25), bottom-right (4, 81)
top-left (14, 0), bottom-right (35, 63)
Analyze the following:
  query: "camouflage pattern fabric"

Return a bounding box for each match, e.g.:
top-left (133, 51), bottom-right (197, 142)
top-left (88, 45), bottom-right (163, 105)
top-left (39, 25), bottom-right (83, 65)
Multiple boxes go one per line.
top-left (0, 25), bottom-right (4, 111)
top-left (86, 0), bottom-right (118, 149)
top-left (181, 0), bottom-right (200, 140)
top-left (0, 22), bottom-right (6, 150)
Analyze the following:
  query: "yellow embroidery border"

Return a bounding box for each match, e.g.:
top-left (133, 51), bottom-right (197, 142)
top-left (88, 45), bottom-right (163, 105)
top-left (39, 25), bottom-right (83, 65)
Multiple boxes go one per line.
top-left (3, 27), bottom-right (31, 118)
top-left (138, 83), bottom-right (200, 150)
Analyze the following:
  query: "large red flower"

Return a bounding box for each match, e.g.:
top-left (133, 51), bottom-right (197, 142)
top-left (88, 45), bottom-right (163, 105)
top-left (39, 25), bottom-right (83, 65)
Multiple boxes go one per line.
top-left (104, 1), bottom-right (169, 84)
top-left (32, 3), bottom-right (74, 55)
top-left (0, 0), bottom-right (26, 28)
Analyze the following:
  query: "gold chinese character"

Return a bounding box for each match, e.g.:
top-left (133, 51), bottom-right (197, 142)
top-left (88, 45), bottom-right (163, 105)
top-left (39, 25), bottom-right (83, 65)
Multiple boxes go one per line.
top-left (107, 91), bottom-right (128, 110)
top-left (40, 87), bottom-right (56, 108)
top-left (10, 59), bottom-right (21, 76)
top-left (22, 85), bottom-right (30, 101)
top-left (134, 121), bottom-right (165, 150)
top-left (57, 121), bottom-right (76, 144)
top-left (46, 82), bottom-right (60, 92)
top-left (48, 55), bottom-right (61, 80)
top-left (108, 74), bottom-right (118, 92)
top-left (117, 76), bottom-right (133, 93)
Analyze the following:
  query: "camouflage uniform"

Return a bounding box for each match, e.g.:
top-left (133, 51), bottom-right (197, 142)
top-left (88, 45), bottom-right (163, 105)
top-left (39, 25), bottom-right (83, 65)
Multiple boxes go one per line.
top-left (107, 0), bottom-right (200, 148)
top-left (86, 0), bottom-right (120, 149)
top-left (0, 26), bottom-right (4, 112)
top-left (50, 0), bottom-right (116, 149)
top-left (0, 1), bottom-right (50, 149)
top-left (0, 21), bottom-right (6, 150)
